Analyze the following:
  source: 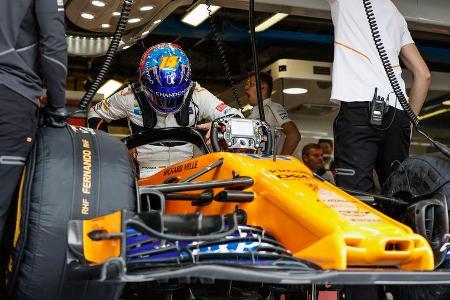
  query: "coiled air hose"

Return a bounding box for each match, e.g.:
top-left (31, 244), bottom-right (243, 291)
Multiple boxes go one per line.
top-left (363, 0), bottom-right (450, 158)
top-left (248, 0), bottom-right (265, 122)
top-left (205, 0), bottom-right (243, 113)
top-left (78, 0), bottom-right (134, 111)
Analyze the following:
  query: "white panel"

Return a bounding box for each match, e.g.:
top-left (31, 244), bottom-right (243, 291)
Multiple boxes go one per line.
top-left (417, 0), bottom-right (450, 27)
top-left (255, 0), bottom-right (329, 11)
top-left (215, 0), bottom-right (450, 31)
top-left (263, 59), bottom-right (332, 82)
top-left (391, 0), bottom-right (419, 21)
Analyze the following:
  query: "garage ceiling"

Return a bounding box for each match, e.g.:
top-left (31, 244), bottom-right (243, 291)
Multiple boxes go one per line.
top-left (66, 0), bottom-right (163, 33)
top-left (65, 1), bottom-right (450, 136)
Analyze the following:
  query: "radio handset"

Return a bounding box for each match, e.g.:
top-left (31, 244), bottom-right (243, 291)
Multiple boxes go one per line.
top-left (370, 88), bottom-right (388, 126)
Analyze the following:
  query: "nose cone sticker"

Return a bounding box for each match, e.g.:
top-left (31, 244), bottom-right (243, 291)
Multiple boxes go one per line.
top-left (318, 188), bottom-right (381, 224)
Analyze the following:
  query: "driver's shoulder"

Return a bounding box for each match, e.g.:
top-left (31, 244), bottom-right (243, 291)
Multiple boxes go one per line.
top-left (120, 85), bottom-right (134, 96)
top-left (108, 86), bottom-right (135, 103)
top-left (191, 84), bottom-right (220, 107)
top-left (193, 83), bottom-right (207, 93)
top-left (116, 86), bottom-right (139, 107)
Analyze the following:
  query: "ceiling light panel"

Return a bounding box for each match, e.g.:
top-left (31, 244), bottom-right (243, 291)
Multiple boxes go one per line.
top-left (283, 88), bottom-right (308, 95)
top-left (181, 3), bottom-right (220, 27)
top-left (128, 18), bottom-right (142, 24)
top-left (91, 1), bottom-right (105, 7)
top-left (255, 13), bottom-right (288, 32)
top-left (81, 13), bottom-right (95, 20)
top-left (66, 0), bottom-right (174, 39)
top-left (140, 5), bottom-right (154, 11)
top-left (68, 0), bottom-right (160, 29)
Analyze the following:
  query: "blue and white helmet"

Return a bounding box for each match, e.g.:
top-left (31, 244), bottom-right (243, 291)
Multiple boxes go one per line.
top-left (138, 43), bottom-right (192, 113)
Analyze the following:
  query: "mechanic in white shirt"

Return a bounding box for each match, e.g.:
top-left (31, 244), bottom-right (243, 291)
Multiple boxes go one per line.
top-left (327, 0), bottom-right (430, 192)
top-left (88, 43), bottom-right (242, 177)
top-left (244, 72), bottom-right (301, 155)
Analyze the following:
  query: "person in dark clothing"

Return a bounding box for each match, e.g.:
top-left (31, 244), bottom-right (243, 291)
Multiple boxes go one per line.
top-left (0, 0), bottom-right (68, 249)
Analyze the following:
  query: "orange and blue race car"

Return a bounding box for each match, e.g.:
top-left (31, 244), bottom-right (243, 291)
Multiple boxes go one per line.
top-left (60, 117), bottom-right (450, 300)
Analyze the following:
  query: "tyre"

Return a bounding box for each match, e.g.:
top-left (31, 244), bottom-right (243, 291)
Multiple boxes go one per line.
top-left (383, 152), bottom-right (450, 300)
top-left (5, 126), bottom-right (136, 300)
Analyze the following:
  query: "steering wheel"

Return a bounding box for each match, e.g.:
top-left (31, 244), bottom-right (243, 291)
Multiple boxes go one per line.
top-left (210, 116), bottom-right (273, 154)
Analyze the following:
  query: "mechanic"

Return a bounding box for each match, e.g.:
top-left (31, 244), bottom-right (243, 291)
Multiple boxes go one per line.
top-left (244, 72), bottom-right (301, 155)
top-left (318, 138), bottom-right (334, 170)
top-left (88, 43), bottom-right (242, 177)
top-left (301, 143), bottom-right (335, 184)
top-left (327, 0), bottom-right (431, 192)
top-left (0, 0), bottom-right (68, 251)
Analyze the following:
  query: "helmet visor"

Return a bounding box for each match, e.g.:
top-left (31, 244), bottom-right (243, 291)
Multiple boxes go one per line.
top-left (141, 73), bottom-right (192, 113)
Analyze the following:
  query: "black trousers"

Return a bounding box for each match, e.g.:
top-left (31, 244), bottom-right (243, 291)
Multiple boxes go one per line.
top-left (0, 85), bottom-right (38, 246)
top-left (333, 101), bottom-right (411, 192)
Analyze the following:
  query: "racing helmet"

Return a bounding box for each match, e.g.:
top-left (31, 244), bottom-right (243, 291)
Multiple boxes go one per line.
top-left (138, 43), bottom-right (192, 113)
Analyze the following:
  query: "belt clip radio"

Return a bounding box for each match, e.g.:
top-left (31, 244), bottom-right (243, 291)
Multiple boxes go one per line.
top-left (370, 88), bottom-right (388, 126)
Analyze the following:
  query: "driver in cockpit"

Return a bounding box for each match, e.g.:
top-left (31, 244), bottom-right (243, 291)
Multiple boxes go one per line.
top-left (88, 43), bottom-right (242, 177)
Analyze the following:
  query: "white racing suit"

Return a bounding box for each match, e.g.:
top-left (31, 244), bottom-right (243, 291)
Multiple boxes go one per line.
top-left (88, 82), bottom-right (242, 177)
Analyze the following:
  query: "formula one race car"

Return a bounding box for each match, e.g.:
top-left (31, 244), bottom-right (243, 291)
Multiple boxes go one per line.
top-left (5, 118), bottom-right (450, 300)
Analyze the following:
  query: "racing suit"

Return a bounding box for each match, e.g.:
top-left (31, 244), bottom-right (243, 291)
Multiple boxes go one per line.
top-left (0, 0), bottom-right (67, 249)
top-left (88, 82), bottom-right (242, 177)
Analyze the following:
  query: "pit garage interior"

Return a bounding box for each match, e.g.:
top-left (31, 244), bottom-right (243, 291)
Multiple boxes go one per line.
top-left (66, 0), bottom-right (450, 155)
top-left (3, 0), bottom-right (450, 300)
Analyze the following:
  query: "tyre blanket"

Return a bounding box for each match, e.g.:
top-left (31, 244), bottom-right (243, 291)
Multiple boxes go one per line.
top-left (384, 152), bottom-right (450, 200)
top-left (7, 125), bottom-right (136, 300)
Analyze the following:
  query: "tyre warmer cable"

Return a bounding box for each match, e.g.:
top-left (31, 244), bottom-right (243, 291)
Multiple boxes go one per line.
top-left (363, 0), bottom-right (450, 158)
top-left (248, 0), bottom-right (265, 122)
top-left (205, 0), bottom-right (243, 113)
top-left (78, 0), bottom-right (134, 112)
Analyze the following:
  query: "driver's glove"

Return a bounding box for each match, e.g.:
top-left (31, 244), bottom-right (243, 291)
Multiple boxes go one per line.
top-left (196, 122), bottom-right (212, 145)
top-left (40, 106), bottom-right (69, 128)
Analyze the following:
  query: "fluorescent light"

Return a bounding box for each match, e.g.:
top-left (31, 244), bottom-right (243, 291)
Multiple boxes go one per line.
top-left (112, 12), bottom-right (121, 16)
top-left (283, 88), bottom-right (308, 95)
top-left (301, 130), bottom-right (329, 136)
top-left (410, 142), bottom-right (432, 147)
top-left (140, 5), bottom-right (154, 11)
top-left (128, 18), bottom-right (141, 24)
top-left (142, 30), bottom-right (150, 36)
top-left (419, 108), bottom-right (450, 120)
top-left (91, 1), bottom-right (105, 7)
top-left (153, 19), bottom-right (162, 24)
top-left (81, 13), bottom-right (95, 19)
top-left (443, 100), bottom-right (450, 106)
top-left (123, 45), bottom-right (130, 50)
top-left (181, 3), bottom-right (220, 27)
top-left (255, 13), bottom-right (288, 32)
top-left (98, 79), bottom-right (123, 98)
top-left (101, 23), bottom-right (110, 28)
